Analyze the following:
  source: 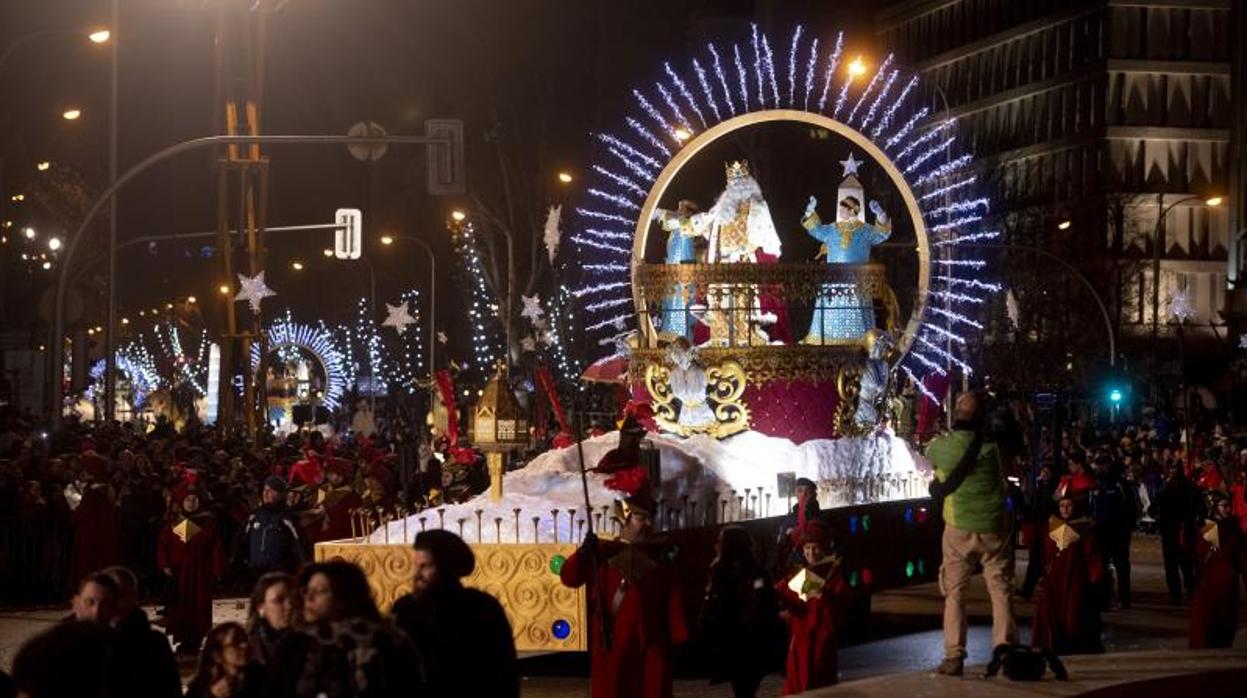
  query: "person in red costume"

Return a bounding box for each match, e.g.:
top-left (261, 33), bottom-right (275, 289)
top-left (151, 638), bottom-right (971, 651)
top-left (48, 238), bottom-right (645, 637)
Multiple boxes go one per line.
top-left (776, 520), bottom-right (845, 694)
top-left (158, 492), bottom-right (224, 654)
top-left (1189, 492), bottom-right (1247, 648)
top-left (1032, 496), bottom-right (1104, 654)
top-left (69, 451), bottom-right (121, 589)
top-left (559, 492), bottom-right (688, 698)
top-left (1055, 451), bottom-right (1095, 502)
top-left (1195, 460), bottom-right (1227, 495)
top-left (286, 447), bottom-right (323, 489)
top-left (310, 457), bottom-right (362, 543)
top-left (1232, 467), bottom-right (1247, 535)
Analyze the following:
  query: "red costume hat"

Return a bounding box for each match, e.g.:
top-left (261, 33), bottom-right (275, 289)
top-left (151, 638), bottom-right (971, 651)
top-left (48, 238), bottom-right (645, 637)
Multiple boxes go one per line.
top-left (802, 520), bottom-right (831, 548)
top-left (80, 451), bottom-right (108, 479)
top-left (326, 456), bottom-right (355, 481)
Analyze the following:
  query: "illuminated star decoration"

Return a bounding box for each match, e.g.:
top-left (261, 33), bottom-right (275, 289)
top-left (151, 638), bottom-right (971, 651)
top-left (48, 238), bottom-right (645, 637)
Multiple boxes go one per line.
top-left (1169, 288), bottom-right (1195, 323)
top-left (539, 330), bottom-right (555, 347)
top-left (520, 294), bottom-right (545, 323)
top-left (234, 271), bottom-right (275, 314)
top-left (520, 336), bottom-right (537, 353)
top-left (437, 331), bottom-right (448, 344)
top-left (840, 151), bottom-right (862, 177)
top-left (382, 301), bottom-right (417, 336)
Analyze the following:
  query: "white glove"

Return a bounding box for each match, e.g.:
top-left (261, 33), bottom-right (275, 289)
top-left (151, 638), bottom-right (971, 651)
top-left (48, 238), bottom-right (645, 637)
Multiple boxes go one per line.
top-left (803, 196), bottom-right (818, 219)
top-left (868, 200), bottom-right (884, 218)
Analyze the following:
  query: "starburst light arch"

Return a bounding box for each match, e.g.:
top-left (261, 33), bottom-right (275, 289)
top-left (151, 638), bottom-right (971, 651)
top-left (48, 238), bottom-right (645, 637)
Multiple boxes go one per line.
top-left (250, 319), bottom-right (348, 411)
top-left (570, 23), bottom-right (999, 400)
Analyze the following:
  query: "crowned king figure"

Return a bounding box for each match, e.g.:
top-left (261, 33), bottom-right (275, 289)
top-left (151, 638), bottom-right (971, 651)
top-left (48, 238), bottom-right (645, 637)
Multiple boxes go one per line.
top-left (801, 152), bottom-right (891, 343)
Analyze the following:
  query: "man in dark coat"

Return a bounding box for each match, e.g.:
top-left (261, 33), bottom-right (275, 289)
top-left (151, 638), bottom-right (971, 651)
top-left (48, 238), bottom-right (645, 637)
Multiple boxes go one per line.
top-left (391, 530), bottom-right (518, 698)
top-left (1149, 462), bottom-right (1204, 604)
top-left (101, 566), bottom-right (182, 698)
top-left (1090, 459), bottom-right (1138, 608)
top-left (241, 477), bottom-right (305, 576)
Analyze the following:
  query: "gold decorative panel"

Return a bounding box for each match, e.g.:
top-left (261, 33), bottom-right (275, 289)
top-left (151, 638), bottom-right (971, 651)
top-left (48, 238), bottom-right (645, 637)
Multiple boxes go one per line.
top-left (315, 542), bottom-right (586, 651)
top-left (645, 360), bottom-right (750, 439)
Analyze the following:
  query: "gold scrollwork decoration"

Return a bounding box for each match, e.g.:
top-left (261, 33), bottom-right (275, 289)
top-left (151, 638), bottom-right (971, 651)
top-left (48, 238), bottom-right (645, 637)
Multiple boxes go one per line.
top-left (834, 366), bottom-right (864, 437)
top-left (646, 359), bottom-right (750, 439)
top-left (644, 364), bottom-right (678, 425)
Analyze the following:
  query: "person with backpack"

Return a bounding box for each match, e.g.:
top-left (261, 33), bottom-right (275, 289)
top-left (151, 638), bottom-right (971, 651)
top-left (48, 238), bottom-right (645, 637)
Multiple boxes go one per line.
top-left (241, 477), bottom-right (304, 577)
top-left (927, 392), bottom-right (1016, 677)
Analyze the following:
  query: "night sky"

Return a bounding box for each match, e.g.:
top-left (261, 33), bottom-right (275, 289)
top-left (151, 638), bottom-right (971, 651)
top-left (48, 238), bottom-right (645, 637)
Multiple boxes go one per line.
top-left (0, 0), bottom-right (889, 347)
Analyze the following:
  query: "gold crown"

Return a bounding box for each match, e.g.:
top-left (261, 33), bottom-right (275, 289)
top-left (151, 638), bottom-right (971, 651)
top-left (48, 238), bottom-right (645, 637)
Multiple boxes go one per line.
top-left (725, 160), bottom-right (750, 181)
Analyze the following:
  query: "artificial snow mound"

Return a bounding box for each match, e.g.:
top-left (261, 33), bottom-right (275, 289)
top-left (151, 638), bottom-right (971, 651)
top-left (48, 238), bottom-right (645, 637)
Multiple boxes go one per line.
top-left (370, 429), bottom-right (930, 545)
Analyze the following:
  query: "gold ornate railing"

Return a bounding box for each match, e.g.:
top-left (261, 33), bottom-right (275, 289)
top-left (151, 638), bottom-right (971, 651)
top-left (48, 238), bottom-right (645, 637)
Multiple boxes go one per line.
top-left (633, 261), bottom-right (889, 302)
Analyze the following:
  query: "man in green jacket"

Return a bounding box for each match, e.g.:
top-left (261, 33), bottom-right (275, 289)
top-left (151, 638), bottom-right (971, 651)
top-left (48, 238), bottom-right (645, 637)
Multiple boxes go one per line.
top-left (927, 392), bottom-right (1016, 676)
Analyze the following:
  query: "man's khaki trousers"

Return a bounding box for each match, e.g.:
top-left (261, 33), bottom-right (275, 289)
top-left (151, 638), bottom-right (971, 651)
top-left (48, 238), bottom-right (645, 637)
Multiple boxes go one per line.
top-left (939, 525), bottom-right (1018, 660)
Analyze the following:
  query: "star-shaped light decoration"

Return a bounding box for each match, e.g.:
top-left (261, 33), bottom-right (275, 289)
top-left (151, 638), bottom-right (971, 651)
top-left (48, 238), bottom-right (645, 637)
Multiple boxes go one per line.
top-left (520, 294), bottom-right (545, 323)
top-left (235, 271), bottom-right (276, 314)
top-left (532, 317), bottom-right (549, 332)
top-left (1169, 287), bottom-right (1195, 323)
top-left (382, 301), bottom-right (417, 336)
top-left (840, 152), bottom-right (863, 177)
top-left (437, 331), bottom-right (448, 344)
top-left (538, 330), bottom-right (555, 347)
top-left (520, 336), bottom-right (537, 353)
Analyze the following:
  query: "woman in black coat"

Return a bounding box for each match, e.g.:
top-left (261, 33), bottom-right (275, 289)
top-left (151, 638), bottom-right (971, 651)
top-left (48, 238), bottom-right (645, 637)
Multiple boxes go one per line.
top-left (700, 525), bottom-right (780, 698)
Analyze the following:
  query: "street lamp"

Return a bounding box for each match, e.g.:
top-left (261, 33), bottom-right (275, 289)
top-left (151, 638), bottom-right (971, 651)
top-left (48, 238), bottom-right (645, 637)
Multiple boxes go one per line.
top-left (848, 56), bottom-right (867, 77)
top-left (291, 261), bottom-right (304, 271)
top-left (322, 248), bottom-right (333, 257)
top-left (218, 284), bottom-right (230, 295)
top-left (36, 161), bottom-right (51, 171)
top-left (557, 172), bottom-right (573, 184)
top-left (62, 108), bottom-right (82, 121)
top-left (450, 210), bottom-right (466, 222)
top-left (379, 235), bottom-right (394, 245)
top-left (88, 29), bottom-right (111, 44)
top-left (1057, 220), bottom-right (1072, 231)
top-left (186, 296), bottom-right (196, 304)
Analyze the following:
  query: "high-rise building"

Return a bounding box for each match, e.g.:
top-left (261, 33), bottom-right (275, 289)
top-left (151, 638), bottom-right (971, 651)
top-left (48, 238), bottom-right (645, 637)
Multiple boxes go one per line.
top-left (875, 0), bottom-right (1240, 378)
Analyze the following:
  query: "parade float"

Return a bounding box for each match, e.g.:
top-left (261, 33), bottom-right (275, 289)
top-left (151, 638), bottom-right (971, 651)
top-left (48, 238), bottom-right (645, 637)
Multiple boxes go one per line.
top-left (317, 23), bottom-right (998, 651)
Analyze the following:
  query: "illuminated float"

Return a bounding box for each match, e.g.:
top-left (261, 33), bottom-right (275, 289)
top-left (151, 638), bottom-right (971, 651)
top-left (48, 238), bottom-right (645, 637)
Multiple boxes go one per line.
top-left (318, 23), bottom-right (997, 651)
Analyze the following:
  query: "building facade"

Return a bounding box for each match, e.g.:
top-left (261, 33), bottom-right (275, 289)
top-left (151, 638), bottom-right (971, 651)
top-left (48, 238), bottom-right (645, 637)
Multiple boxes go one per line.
top-left (875, 0), bottom-right (1240, 378)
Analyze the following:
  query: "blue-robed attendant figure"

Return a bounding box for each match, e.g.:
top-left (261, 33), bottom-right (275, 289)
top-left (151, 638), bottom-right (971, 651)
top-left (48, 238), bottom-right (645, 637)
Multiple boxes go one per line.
top-left (653, 199), bottom-right (707, 340)
top-left (801, 153), bottom-right (891, 344)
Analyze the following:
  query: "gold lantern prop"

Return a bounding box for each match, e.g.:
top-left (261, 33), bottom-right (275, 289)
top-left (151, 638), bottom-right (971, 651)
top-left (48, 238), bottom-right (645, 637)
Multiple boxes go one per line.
top-left (472, 364), bottom-right (530, 502)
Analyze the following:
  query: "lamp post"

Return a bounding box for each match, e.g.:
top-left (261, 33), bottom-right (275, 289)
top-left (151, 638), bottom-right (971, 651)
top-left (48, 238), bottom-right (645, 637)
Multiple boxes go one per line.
top-left (1149, 194), bottom-right (1221, 401)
